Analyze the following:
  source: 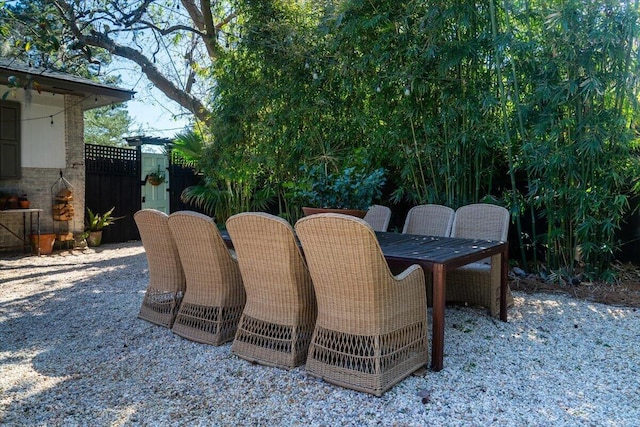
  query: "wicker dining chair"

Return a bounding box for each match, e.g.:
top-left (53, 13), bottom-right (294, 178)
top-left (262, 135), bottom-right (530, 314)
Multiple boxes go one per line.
top-left (402, 204), bottom-right (455, 237)
top-left (226, 212), bottom-right (317, 369)
top-left (447, 203), bottom-right (512, 317)
top-left (134, 209), bottom-right (186, 328)
top-left (167, 211), bottom-right (245, 345)
top-left (295, 213), bottom-right (429, 396)
top-left (363, 205), bottom-right (392, 232)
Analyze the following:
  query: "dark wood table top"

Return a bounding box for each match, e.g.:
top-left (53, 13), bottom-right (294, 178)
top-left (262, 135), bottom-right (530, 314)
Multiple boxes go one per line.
top-left (221, 229), bottom-right (505, 268)
top-left (374, 231), bottom-right (507, 270)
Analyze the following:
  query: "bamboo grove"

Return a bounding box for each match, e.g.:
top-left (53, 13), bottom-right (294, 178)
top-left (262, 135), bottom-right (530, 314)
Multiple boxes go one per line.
top-left (187, 0), bottom-right (640, 280)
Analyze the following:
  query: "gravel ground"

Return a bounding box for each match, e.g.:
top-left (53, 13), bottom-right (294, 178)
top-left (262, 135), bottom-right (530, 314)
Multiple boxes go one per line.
top-left (1, 242), bottom-right (639, 426)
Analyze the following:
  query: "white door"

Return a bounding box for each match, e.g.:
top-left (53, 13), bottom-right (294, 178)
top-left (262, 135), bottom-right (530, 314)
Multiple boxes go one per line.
top-left (141, 153), bottom-right (170, 213)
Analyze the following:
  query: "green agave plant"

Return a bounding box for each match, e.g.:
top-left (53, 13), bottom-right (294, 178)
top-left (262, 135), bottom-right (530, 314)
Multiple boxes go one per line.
top-left (85, 207), bottom-right (123, 232)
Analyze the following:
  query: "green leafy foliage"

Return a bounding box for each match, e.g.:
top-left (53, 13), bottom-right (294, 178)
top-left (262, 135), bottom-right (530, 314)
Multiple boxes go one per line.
top-left (295, 165), bottom-right (386, 211)
top-left (85, 207), bottom-right (122, 232)
top-left (84, 104), bottom-right (133, 147)
top-left (171, 131), bottom-right (205, 169)
top-left (512, 0), bottom-right (640, 277)
top-left (2, 0), bottom-right (111, 76)
top-left (202, 0), bottom-right (639, 279)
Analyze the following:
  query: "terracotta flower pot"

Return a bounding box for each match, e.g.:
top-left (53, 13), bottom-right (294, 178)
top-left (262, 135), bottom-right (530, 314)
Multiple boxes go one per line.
top-left (19, 200), bottom-right (30, 209)
top-left (7, 195), bottom-right (18, 209)
top-left (29, 233), bottom-right (56, 255)
top-left (301, 207), bottom-right (367, 218)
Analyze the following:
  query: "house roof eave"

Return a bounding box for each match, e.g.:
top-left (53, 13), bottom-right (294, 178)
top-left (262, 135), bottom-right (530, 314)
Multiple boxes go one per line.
top-left (0, 59), bottom-right (135, 110)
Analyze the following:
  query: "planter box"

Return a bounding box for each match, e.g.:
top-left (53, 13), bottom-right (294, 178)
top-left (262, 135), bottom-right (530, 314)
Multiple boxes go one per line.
top-left (302, 207), bottom-right (367, 218)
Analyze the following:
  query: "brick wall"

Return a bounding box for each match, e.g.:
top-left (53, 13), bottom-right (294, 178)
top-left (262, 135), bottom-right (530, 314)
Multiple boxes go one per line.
top-left (63, 95), bottom-right (86, 236)
top-left (0, 95), bottom-right (86, 254)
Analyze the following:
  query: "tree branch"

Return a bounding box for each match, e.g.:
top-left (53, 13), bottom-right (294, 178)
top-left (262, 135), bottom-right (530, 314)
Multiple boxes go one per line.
top-left (53, 0), bottom-right (212, 126)
top-left (89, 30), bottom-right (211, 125)
top-left (181, 0), bottom-right (220, 59)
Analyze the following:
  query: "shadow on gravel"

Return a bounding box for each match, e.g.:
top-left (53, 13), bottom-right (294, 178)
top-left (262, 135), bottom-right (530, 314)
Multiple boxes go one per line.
top-left (1, 247), bottom-right (157, 425)
top-left (3, 244), bottom-right (640, 425)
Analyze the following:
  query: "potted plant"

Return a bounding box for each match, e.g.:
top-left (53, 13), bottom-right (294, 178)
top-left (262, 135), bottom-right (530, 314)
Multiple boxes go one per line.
top-left (85, 207), bottom-right (123, 246)
top-left (29, 233), bottom-right (57, 255)
top-left (6, 194), bottom-right (19, 209)
top-left (18, 194), bottom-right (30, 209)
top-left (296, 165), bottom-right (386, 218)
top-left (146, 165), bottom-right (166, 186)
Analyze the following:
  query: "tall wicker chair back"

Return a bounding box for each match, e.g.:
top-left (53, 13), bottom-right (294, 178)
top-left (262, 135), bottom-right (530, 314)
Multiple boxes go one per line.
top-left (363, 205), bottom-right (392, 232)
top-left (167, 211), bottom-right (245, 345)
top-left (448, 203), bottom-right (512, 316)
top-left (226, 212), bottom-right (316, 369)
top-left (134, 209), bottom-right (185, 328)
top-left (402, 204), bottom-right (455, 236)
top-left (295, 213), bottom-right (429, 396)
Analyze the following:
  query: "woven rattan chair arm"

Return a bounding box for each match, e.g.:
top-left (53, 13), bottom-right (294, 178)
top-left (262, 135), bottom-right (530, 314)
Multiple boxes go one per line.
top-left (393, 263), bottom-right (423, 281)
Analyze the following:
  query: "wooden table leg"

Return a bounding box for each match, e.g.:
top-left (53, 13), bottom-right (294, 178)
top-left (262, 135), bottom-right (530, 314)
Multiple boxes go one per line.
top-left (431, 263), bottom-right (445, 371)
top-left (500, 245), bottom-right (508, 321)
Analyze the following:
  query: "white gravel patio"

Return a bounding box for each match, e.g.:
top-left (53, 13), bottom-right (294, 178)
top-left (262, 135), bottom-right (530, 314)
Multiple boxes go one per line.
top-left (1, 242), bottom-right (639, 426)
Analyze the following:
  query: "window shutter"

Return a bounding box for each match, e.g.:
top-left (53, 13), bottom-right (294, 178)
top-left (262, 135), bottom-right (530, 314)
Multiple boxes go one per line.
top-left (0, 100), bottom-right (21, 180)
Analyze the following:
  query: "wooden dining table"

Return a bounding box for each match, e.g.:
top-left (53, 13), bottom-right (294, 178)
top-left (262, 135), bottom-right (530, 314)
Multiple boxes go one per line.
top-left (220, 229), bottom-right (508, 372)
top-left (374, 232), bottom-right (509, 371)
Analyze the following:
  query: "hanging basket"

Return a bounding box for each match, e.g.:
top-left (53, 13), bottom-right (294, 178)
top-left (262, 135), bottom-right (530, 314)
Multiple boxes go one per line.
top-left (147, 175), bottom-right (165, 186)
top-left (146, 165), bottom-right (166, 186)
